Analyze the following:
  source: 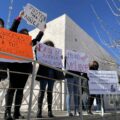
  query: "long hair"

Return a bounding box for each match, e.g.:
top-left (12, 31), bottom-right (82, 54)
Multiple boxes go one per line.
top-left (19, 28), bottom-right (29, 35)
top-left (0, 18), bottom-right (4, 27)
top-left (44, 40), bottom-right (54, 47)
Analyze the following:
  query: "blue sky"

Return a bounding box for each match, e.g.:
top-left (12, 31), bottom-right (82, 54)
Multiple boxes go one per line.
top-left (0, 0), bottom-right (120, 64)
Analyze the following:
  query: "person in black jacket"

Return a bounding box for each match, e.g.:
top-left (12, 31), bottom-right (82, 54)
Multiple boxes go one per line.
top-left (0, 18), bottom-right (8, 81)
top-left (36, 41), bottom-right (60, 118)
top-left (4, 11), bottom-right (45, 120)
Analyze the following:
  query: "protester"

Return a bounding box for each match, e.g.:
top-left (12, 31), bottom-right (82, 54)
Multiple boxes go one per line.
top-left (87, 60), bottom-right (100, 115)
top-left (36, 41), bottom-right (63, 118)
top-left (0, 18), bottom-right (8, 81)
top-left (65, 56), bottom-right (80, 116)
top-left (4, 11), bottom-right (45, 120)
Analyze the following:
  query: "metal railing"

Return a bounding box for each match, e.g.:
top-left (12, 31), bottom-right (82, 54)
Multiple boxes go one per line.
top-left (0, 51), bottom-right (120, 120)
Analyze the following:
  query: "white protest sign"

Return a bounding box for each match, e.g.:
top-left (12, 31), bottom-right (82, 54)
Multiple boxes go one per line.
top-left (88, 70), bottom-right (119, 94)
top-left (23, 3), bottom-right (47, 30)
top-left (65, 50), bottom-right (89, 73)
top-left (36, 43), bottom-right (63, 68)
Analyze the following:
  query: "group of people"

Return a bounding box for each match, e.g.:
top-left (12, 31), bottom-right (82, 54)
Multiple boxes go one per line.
top-left (0, 11), bottom-right (54, 120)
top-left (65, 60), bottom-right (100, 116)
top-left (0, 11), bottom-right (100, 120)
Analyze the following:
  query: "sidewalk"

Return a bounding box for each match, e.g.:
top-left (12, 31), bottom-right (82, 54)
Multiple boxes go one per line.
top-left (0, 111), bottom-right (120, 120)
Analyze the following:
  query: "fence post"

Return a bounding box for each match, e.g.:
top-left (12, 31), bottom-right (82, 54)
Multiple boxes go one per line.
top-left (79, 77), bottom-right (83, 120)
top-left (27, 61), bottom-right (36, 120)
top-left (114, 94), bottom-right (117, 120)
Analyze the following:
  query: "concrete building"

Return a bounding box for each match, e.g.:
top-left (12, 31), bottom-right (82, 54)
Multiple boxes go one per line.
top-left (29, 14), bottom-right (120, 111)
top-left (30, 14), bottom-right (117, 71)
top-left (0, 14), bottom-right (119, 113)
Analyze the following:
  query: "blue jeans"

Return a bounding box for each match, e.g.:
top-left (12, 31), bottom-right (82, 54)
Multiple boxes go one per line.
top-left (66, 77), bottom-right (79, 113)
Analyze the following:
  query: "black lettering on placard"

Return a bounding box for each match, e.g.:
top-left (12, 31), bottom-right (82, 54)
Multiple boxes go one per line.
top-left (24, 15), bottom-right (34, 24)
top-left (38, 14), bottom-right (46, 23)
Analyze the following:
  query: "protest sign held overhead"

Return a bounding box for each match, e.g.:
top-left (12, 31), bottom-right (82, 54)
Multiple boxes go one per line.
top-left (36, 43), bottom-right (63, 68)
top-left (23, 3), bottom-right (47, 31)
top-left (65, 50), bottom-right (89, 73)
top-left (88, 70), bottom-right (119, 94)
top-left (0, 28), bottom-right (33, 63)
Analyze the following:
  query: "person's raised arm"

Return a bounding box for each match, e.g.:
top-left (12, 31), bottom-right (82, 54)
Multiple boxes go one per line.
top-left (10, 11), bottom-right (24, 32)
top-left (32, 25), bottom-right (46, 46)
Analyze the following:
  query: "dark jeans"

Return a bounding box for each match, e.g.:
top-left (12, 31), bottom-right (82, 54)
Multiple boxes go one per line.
top-left (5, 63), bottom-right (32, 113)
top-left (87, 95), bottom-right (101, 111)
top-left (38, 79), bottom-right (55, 112)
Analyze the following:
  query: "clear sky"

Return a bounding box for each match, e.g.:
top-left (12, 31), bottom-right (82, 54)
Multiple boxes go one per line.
top-left (0, 0), bottom-right (120, 64)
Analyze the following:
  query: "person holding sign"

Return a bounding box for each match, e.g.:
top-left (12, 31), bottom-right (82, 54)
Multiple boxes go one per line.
top-left (4, 11), bottom-right (45, 120)
top-left (65, 56), bottom-right (81, 116)
top-left (0, 18), bottom-right (8, 81)
top-left (36, 41), bottom-right (60, 118)
top-left (87, 61), bottom-right (100, 115)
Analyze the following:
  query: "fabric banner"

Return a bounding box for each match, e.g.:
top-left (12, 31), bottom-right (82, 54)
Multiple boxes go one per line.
top-left (36, 43), bottom-right (63, 68)
top-left (65, 50), bottom-right (89, 73)
top-left (0, 28), bottom-right (33, 63)
top-left (23, 3), bottom-right (47, 30)
top-left (88, 70), bottom-right (119, 94)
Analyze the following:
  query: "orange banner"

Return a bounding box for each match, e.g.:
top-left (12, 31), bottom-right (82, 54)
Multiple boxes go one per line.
top-left (0, 28), bottom-right (33, 62)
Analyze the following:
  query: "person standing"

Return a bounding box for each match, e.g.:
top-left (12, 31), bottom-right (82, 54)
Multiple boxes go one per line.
top-left (65, 56), bottom-right (80, 116)
top-left (36, 41), bottom-right (62, 118)
top-left (87, 60), bottom-right (100, 115)
top-left (0, 18), bottom-right (8, 81)
top-left (4, 11), bottom-right (45, 120)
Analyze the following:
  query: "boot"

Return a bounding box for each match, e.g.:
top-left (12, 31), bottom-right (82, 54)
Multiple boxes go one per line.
top-left (47, 91), bottom-right (54, 117)
top-left (13, 111), bottom-right (24, 119)
top-left (4, 109), bottom-right (13, 120)
top-left (4, 90), bottom-right (14, 120)
top-left (37, 91), bottom-right (45, 118)
top-left (13, 90), bottom-right (24, 119)
top-left (36, 108), bottom-right (42, 118)
top-left (48, 111), bottom-right (54, 117)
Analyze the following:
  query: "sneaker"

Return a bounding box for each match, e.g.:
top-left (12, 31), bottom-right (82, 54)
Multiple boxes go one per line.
top-left (74, 112), bottom-right (80, 116)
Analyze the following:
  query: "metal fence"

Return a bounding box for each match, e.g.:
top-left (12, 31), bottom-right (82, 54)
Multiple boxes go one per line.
top-left (0, 51), bottom-right (120, 120)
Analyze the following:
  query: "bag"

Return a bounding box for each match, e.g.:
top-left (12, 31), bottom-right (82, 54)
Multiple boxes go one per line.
top-left (55, 68), bottom-right (65, 80)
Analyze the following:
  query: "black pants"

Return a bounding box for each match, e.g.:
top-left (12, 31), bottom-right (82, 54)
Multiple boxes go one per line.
top-left (5, 63), bottom-right (32, 113)
top-left (87, 95), bottom-right (101, 111)
top-left (38, 79), bottom-right (55, 112)
top-left (0, 62), bottom-right (8, 80)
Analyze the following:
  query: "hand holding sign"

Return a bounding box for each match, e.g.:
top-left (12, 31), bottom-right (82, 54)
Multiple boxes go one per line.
top-left (23, 3), bottom-right (47, 31)
top-left (19, 10), bottom-right (24, 18)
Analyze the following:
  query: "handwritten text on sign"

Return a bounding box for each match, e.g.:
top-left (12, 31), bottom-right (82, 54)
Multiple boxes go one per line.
top-left (36, 43), bottom-right (63, 68)
top-left (23, 3), bottom-right (47, 30)
top-left (0, 28), bottom-right (33, 62)
top-left (88, 70), bottom-right (119, 94)
top-left (65, 50), bottom-right (89, 72)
